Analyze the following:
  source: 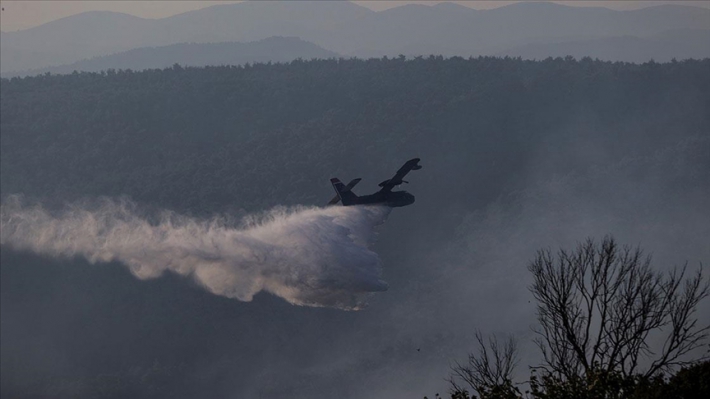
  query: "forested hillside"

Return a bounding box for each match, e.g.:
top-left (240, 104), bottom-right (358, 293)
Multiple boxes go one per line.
top-left (1, 57), bottom-right (709, 398)
top-left (3, 57), bottom-right (708, 213)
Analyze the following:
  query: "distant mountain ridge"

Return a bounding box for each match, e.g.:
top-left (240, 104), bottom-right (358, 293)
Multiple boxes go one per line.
top-left (1, 1), bottom-right (709, 73)
top-left (2, 37), bottom-right (339, 78)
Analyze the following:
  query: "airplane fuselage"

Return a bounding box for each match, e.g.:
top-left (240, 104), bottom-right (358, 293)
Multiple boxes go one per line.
top-left (351, 190), bottom-right (415, 207)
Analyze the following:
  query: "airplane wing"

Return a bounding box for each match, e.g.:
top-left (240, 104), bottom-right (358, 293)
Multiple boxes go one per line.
top-left (377, 158), bottom-right (421, 192)
top-left (327, 178), bottom-right (362, 205)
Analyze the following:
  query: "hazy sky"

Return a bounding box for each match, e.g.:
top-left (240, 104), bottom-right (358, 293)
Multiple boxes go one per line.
top-left (1, 0), bottom-right (709, 32)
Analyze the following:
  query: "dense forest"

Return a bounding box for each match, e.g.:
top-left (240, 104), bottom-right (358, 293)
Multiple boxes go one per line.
top-left (3, 57), bottom-right (708, 213)
top-left (1, 57), bottom-right (709, 398)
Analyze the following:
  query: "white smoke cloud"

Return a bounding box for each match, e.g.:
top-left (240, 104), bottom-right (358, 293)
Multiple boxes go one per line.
top-left (0, 196), bottom-right (391, 310)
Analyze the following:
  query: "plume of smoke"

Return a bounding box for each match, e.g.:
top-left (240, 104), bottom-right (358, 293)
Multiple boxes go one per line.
top-left (0, 196), bottom-right (391, 310)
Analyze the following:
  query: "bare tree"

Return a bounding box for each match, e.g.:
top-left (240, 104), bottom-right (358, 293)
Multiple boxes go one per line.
top-left (529, 236), bottom-right (709, 380)
top-left (450, 331), bottom-right (521, 399)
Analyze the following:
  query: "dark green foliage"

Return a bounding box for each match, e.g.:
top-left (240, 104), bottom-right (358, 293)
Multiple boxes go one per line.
top-left (529, 368), bottom-right (642, 399)
top-left (527, 361), bottom-right (710, 399)
top-left (450, 383), bottom-right (520, 399)
top-left (446, 357), bottom-right (710, 399)
top-left (664, 360), bottom-right (710, 399)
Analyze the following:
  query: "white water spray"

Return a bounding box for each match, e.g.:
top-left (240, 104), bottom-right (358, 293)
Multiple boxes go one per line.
top-left (0, 196), bottom-right (391, 310)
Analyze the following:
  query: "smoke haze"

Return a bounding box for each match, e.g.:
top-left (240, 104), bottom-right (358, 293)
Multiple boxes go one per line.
top-left (1, 56), bottom-right (708, 397)
top-left (0, 197), bottom-right (390, 310)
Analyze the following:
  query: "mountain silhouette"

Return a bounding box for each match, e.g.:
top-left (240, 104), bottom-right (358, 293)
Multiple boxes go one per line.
top-left (1, 1), bottom-right (708, 72)
top-left (3, 37), bottom-right (339, 77)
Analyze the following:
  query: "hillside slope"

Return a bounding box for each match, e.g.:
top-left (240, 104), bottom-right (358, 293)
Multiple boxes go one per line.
top-left (1, 57), bottom-right (709, 398)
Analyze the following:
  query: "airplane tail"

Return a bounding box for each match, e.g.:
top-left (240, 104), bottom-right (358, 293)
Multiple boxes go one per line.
top-left (330, 178), bottom-right (358, 205)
